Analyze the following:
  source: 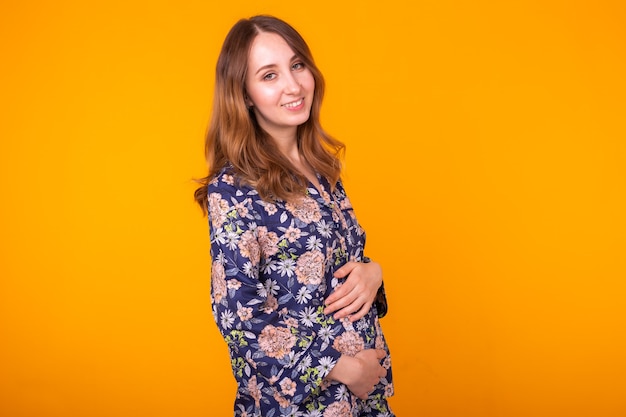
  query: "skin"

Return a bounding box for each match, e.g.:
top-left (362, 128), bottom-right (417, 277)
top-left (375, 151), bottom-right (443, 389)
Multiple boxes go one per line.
top-left (326, 348), bottom-right (387, 400)
top-left (245, 32), bottom-right (315, 151)
top-left (324, 261), bottom-right (383, 322)
top-left (245, 31), bottom-right (323, 191)
top-left (245, 31), bottom-right (386, 397)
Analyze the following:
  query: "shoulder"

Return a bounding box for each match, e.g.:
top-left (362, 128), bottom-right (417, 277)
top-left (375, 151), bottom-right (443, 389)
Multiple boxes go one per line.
top-left (206, 168), bottom-right (265, 227)
top-left (208, 166), bottom-right (255, 196)
top-left (207, 167), bottom-right (271, 225)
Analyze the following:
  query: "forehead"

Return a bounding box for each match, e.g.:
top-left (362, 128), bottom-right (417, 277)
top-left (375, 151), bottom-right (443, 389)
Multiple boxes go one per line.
top-left (247, 32), bottom-right (296, 69)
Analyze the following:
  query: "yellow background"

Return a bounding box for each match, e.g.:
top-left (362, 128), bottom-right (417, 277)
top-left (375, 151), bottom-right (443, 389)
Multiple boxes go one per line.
top-left (1, 0), bottom-right (625, 416)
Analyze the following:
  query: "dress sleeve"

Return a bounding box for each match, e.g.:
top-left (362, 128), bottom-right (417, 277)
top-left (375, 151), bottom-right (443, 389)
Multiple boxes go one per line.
top-left (374, 282), bottom-right (388, 318)
top-left (207, 178), bottom-right (343, 406)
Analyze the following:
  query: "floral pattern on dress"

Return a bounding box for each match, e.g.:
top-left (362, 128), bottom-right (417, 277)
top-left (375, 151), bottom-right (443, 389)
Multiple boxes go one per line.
top-left (208, 166), bottom-right (394, 417)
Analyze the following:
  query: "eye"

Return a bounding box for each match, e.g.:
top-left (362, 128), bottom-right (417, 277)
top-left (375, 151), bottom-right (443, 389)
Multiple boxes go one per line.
top-left (263, 72), bottom-right (277, 81)
top-left (292, 62), bottom-right (305, 71)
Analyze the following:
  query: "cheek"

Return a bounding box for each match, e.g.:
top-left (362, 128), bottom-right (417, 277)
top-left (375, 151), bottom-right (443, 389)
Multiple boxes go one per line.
top-left (248, 84), bottom-right (279, 106)
top-left (303, 71), bottom-right (316, 91)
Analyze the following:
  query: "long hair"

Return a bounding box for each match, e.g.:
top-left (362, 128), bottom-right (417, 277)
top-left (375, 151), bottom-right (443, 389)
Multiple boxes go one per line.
top-left (194, 15), bottom-right (345, 214)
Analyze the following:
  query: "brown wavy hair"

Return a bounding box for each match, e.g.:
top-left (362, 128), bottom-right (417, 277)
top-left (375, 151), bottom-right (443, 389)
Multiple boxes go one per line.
top-left (194, 15), bottom-right (345, 214)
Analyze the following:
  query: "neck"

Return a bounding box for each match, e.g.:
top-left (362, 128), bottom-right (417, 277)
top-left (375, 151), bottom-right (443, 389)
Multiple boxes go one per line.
top-left (271, 132), bottom-right (300, 162)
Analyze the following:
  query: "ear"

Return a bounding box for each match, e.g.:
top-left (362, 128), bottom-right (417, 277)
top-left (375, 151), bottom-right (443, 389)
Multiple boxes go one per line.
top-left (244, 92), bottom-right (253, 108)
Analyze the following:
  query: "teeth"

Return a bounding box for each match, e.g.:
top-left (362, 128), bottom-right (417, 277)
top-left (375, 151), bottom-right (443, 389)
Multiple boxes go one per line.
top-left (283, 99), bottom-right (303, 108)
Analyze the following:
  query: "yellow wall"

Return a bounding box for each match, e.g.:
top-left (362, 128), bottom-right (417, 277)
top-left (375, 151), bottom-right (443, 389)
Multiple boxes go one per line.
top-left (1, 1), bottom-right (625, 416)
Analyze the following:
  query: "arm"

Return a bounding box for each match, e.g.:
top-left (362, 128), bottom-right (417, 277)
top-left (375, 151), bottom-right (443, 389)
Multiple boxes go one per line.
top-left (208, 180), bottom-right (344, 404)
top-left (323, 259), bottom-right (385, 321)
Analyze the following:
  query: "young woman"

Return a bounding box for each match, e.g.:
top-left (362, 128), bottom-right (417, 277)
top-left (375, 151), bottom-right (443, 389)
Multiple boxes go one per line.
top-left (195, 15), bottom-right (394, 417)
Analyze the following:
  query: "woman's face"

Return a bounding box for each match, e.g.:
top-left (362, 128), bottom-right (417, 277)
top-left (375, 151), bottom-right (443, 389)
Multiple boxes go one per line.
top-left (245, 32), bottom-right (315, 141)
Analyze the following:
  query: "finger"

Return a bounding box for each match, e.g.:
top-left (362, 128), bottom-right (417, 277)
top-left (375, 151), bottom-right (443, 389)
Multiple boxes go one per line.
top-left (324, 283), bottom-right (350, 306)
top-left (329, 299), bottom-right (359, 318)
top-left (325, 284), bottom-right (362, 314)
top-left (326, 273), bottom-right (364, 305)
top-left (324, 292), bottom-right (358, 315)
top-left (376, 349), bottom-right (386, 360)
top-left (332, 295), bottom-right (368, 319)
top-left (333, 262), bottom-right (357, 278)
top-left (348, 301), bottom-right (372, 322)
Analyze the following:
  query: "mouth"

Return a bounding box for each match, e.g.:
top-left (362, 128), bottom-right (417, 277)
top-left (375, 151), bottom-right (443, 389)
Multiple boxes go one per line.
top-left (281, 98), bottom-right (304, 108)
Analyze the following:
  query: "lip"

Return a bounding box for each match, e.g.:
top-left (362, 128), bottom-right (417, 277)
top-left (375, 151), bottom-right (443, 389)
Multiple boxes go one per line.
top-left (281, 98), bottom-right (304, 110)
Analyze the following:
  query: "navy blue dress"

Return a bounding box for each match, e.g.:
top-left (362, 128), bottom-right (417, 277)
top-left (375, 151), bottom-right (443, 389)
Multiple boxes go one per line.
top-left (207, 167), bottom-right (394, 417)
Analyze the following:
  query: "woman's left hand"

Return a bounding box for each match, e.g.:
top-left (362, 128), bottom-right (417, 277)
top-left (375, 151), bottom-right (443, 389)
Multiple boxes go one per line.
top-left (323, 261), bottom-right (383, 322)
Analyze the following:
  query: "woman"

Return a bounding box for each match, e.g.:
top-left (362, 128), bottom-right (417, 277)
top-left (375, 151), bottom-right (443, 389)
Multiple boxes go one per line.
top-left (195, 15), bottom-right (394, 417)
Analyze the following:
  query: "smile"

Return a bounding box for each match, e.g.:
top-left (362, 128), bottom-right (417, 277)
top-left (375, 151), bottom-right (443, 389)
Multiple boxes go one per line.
top-left (282, 99), bottom-right (303, 108)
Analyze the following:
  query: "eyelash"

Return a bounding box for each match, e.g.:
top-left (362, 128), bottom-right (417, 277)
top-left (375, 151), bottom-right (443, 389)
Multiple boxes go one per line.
top-left (262, 73), bottom-right (276, 81)
top-left (262, 62), bottom-right (305, 81)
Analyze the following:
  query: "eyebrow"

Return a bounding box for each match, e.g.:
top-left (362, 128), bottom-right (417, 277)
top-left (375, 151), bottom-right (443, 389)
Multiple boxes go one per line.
top-left (254, 54), bottom-right (299, 75)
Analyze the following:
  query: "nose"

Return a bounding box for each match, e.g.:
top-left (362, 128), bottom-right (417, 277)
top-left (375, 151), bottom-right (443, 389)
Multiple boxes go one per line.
top-left (283, 73), bottom-right (301, 94)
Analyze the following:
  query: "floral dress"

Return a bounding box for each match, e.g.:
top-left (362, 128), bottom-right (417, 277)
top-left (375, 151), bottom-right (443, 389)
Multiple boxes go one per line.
top-left (207, 166), bottom-right (394, 417)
